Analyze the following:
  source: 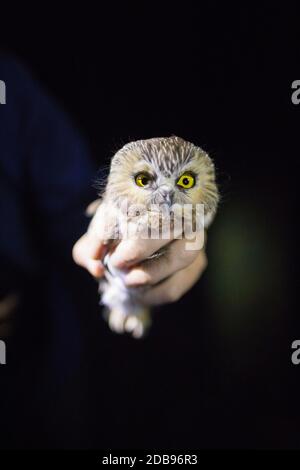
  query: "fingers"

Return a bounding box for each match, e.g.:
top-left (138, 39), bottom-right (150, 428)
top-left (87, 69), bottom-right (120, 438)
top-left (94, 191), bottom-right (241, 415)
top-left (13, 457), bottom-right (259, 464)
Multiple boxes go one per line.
top-left (141, 250), bottom-right (207, 306)
top-left (109, 236), bottom-right (175, 269)
top-left (123, 238), bottom-right (200, 287)
top-left (86, 198), bottom-right (102, 216)
top-left (73, 202), bottom-right (117, 278)
top-left (72, 232), bottom-right (105, 278)
top-left (73, 197), bottom-right (207, 293)
top-left (109, 220), bottom-right (206, 271)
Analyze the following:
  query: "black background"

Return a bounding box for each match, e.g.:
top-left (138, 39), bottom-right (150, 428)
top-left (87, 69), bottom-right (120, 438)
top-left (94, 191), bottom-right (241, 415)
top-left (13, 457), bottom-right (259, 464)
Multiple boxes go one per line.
top-left (0, 4), bottom-right (299, 448)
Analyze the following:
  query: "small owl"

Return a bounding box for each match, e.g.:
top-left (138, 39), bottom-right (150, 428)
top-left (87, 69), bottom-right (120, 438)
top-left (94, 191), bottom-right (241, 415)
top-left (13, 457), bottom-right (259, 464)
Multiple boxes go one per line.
top-left (93, 136), bottom-right (219, 338)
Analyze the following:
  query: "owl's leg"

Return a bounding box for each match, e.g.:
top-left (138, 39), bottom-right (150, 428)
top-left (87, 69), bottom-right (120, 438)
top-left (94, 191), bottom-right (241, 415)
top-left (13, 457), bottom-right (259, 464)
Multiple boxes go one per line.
top-left (100, 279), bottom-right (151, 338)
top-left (100, 279), bottom-right (127, 334)
top-left (107, 306), bottom-right (151, 338)
top-left (107, 308), bottom-right (128, 334)
top-left (124, 307), bottom-right (151, 339)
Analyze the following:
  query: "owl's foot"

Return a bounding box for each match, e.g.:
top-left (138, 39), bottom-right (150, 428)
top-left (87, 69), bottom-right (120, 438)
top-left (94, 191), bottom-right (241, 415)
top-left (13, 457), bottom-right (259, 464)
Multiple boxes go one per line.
top-left (107, 308), bottom-right (151, 339)
top-left (124, 315), bottom-right (146, 339)
top-left (107, 308), bottom-right (127, 334)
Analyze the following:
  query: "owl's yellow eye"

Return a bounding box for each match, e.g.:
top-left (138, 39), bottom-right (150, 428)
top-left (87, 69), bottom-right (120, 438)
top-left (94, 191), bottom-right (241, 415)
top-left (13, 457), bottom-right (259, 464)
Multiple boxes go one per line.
top-left (135, 173), bottom-right (150, 187)
top-left (176, 173), bottom-right (195, 189)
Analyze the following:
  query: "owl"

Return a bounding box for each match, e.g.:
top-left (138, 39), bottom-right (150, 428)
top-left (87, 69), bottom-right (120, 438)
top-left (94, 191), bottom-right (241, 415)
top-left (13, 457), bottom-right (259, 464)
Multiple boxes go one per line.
top-left (93, 136), bottom-right (219, 338)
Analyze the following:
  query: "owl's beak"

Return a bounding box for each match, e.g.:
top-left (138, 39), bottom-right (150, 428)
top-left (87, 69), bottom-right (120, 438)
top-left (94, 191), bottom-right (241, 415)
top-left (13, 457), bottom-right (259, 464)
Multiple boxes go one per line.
top-left (159, 186), bottom-right (174, 206)
top-left (163, 193), bottom-right (173, 206)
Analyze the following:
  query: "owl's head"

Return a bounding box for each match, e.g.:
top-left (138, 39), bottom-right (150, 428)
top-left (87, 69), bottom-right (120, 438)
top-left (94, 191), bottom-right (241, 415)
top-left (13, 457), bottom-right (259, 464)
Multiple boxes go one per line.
top-left (105, 136), bottom-right (219, 220)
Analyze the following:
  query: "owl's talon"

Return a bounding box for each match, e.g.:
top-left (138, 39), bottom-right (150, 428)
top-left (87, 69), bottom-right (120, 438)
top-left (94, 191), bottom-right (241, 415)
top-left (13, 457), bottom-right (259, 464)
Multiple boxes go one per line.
top-left (124, 315), bottom-right (139, 333)
top-left (107, 310), bottom-right (149, 338)
top-left (108, 309), bottom-right (126, 334)
top-left (131, 322), bottom-right (145, 339)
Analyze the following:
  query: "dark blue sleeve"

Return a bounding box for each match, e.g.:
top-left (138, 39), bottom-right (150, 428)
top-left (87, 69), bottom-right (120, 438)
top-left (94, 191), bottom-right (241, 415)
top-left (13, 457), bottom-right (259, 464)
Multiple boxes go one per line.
top-left (0, 56), bottom-right (96, 294)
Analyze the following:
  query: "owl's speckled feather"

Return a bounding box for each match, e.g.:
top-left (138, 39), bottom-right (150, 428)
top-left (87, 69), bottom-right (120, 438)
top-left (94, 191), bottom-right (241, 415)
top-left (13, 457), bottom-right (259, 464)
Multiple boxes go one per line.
top-left (104, 136), bottom-right (219, 216)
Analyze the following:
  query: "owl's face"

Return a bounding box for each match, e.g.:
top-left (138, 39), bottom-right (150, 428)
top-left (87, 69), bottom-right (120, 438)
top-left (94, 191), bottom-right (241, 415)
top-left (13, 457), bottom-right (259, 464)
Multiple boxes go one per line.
top-left (105, 136), bottom-right (219, 217)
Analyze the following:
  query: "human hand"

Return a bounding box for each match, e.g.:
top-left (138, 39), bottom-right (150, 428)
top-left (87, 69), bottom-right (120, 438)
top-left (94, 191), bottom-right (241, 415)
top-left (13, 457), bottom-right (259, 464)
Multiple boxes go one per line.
top-left (72, 204), bottom-right (207, 306)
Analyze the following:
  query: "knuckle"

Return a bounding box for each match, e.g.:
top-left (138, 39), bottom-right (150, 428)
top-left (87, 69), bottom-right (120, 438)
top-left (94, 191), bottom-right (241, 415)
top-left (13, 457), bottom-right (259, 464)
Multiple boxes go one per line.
top-left (125, 271), bottom-right (151, 287)
top-left (199, 252), bottom-right (208, 271)
top-left (181, 249), bottom-right (197, 267)
top-left (118, 255), bottom-right (138, 268)
top-left (124, 241), bottom-right (144, 262)
top-left (112, 244), bottom-right (140, 268)
top-left (173, 241), bottom-right (196, 265)
top-left (72, 240), bottom-right (82, 265)
top-left (166, 286), bottom-right (181, 303)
